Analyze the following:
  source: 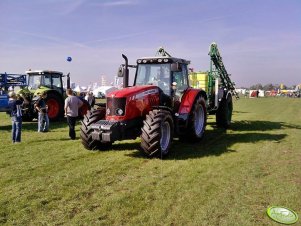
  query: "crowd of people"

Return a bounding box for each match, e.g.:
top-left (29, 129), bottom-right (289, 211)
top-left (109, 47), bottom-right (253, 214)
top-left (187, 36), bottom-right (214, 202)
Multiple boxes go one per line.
top-left (7, 88), bottom-right (94, 143)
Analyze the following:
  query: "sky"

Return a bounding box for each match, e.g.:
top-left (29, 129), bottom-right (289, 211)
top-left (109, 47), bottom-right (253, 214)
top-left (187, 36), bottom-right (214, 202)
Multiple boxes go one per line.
top-left (0, 0), bottom-right (300, 88)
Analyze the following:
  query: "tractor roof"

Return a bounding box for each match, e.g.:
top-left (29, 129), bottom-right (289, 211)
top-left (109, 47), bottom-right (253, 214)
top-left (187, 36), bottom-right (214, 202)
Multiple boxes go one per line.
top-left (26, 70), bottom-right (63, 76)
top-left (136, 56), bottom-right (190, 65)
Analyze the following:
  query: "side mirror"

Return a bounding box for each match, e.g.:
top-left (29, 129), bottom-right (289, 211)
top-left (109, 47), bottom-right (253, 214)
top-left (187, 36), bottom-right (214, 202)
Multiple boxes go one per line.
top-left (117, 65), bottom-right (124, 77)
top-left (171, 63), bottom-right (182, 72)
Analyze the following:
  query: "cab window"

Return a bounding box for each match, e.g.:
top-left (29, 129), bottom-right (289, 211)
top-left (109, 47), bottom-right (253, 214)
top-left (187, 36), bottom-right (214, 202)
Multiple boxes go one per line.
top-left (172, 64), bottom-right (188, 94)
top-left (52, 74), bottom-right (62, 88)
top-left (43, 75), bottom-right (51, 87)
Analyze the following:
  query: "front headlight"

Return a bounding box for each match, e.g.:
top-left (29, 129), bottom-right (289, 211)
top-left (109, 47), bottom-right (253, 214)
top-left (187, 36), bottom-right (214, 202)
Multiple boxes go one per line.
top-left (115, 108), bottom-right (124, 116)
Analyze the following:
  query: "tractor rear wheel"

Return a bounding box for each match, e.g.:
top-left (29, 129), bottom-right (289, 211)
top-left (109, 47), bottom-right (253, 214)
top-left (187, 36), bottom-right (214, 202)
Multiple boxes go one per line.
top-left (45, 93), bottom-right (64, 121)
top-left (180, 96), bottom-right (207, 142)
top-left (80, 108), bottom-right (111, 150)
top-left (140, 109), bottom-right (174, 158)
top-left (216, 93), bottom-right (233, 128)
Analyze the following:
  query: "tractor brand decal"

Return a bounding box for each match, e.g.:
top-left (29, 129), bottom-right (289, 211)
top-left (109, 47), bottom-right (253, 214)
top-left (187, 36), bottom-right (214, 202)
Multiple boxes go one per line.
top-left (267, 206), bottom-right (298, 224)
top-left (129, 88), bottom-right (159, 101)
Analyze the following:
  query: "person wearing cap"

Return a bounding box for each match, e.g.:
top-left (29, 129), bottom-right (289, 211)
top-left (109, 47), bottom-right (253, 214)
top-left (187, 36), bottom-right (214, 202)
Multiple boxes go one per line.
top-left (8, 91), bottom-right (23, 143)
top-left (64, 88), bottom-right (83, 140)
top-left (34, 92), bottom-right (49, 132)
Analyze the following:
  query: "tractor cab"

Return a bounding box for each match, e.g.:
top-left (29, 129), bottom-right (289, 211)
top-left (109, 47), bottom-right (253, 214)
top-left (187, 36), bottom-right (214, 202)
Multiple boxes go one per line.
top-left (26, 70), bottom-right (64, 95)
top-left (134, 56), bottom-right (190, 110)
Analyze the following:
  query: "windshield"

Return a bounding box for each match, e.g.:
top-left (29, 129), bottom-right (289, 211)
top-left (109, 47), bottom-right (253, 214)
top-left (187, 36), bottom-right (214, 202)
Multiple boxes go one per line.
top-left (135, 63), bottom-right (171, 95)
top-left (28, 74), bottom-right (62, 90)
top-left (28, 75), bottom-right (42, 89)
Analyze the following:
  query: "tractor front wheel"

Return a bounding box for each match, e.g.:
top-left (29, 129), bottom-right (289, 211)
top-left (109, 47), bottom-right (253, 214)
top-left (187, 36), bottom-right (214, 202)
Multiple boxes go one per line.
top-left (80, 108), bottom-right (112, 150)
top-left (140, 109), bottom-right (174, 158)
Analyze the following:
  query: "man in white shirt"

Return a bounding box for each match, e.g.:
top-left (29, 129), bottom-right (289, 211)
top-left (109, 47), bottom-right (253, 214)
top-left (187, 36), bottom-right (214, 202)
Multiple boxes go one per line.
top-left (64, 89), bottom-right (83, 140)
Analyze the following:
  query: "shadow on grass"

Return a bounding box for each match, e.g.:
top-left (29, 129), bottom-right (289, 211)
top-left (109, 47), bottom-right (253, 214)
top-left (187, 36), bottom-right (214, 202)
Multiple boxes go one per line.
top-left (127, 120), bottom-right (289, 160)
top-left (11, 119), bottom-right (289, 160)
top-left (26, 137), bottom-right (72, 144)
top-left (110, 142), bottom-right (140, 151)
top-left (128, 131), bottom-right (287, 160)
top-left (206, 120), bottom-right (301, 131)
top-left (229, 120), bottom-right (301, 131)
top-left (232, 110), bottom-right (249, 114)
top-left (0, 120), bottom-right (68, 132)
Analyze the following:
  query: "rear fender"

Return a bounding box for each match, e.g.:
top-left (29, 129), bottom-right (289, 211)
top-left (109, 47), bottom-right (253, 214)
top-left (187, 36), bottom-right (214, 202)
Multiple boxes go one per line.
top-left (225, 90), bottom-right (232, 100)
top-left (178, 88), bottom-right (207, 115)
top-left (43, 90), bottom-right (64, 103)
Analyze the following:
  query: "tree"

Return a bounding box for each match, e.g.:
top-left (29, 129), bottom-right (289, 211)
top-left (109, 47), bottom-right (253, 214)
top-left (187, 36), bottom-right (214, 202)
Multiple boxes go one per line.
top-left (263, 83), bottom-right (275, 91)
top-left (249, 83), bottom-right (263, 90)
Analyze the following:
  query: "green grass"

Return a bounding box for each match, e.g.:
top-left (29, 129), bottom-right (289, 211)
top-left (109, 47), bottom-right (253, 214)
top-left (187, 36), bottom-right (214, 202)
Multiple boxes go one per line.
top-left (1, 97), bottom-right (301, 225)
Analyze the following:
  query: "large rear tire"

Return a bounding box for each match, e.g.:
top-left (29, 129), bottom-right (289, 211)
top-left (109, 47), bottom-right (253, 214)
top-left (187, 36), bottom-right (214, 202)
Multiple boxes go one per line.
top-left (216, 93), bottom-right (233, 128)
top-left (80, 108), bottom-right (112, 150)
top-left (140, 109), bottom-right (174, 158)
top-left (180, 96), bottom-right (207, 142)
top-left (45, 93), bottom-right (64, 121)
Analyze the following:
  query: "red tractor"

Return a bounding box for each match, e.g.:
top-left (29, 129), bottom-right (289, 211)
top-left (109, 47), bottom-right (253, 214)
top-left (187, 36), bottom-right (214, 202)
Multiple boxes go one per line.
top-left (80, 44), bottom-right (237, 158)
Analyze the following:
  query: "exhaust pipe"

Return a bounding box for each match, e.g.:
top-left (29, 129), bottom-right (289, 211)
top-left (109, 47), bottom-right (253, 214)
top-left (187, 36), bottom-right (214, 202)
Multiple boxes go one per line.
top-left (66, 73), bottom-right (70, 89)
top-left (122, 54), bottom-right (129, 88)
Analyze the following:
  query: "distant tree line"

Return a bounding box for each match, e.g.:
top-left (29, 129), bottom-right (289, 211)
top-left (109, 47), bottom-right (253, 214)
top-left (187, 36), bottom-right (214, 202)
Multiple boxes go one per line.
top-left (241, 83), bottom-right (297, 91)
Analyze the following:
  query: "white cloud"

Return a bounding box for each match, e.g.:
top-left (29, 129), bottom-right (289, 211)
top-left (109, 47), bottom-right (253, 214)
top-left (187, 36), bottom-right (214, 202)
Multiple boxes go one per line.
top-left (59, 0), bottom-right (86, 15)
top-left (91, 0), bottom-right (139, 7)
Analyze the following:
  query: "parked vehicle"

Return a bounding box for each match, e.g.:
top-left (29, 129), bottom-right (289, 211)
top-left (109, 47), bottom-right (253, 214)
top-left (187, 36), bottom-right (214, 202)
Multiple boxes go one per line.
top-left (0, 73), bottom-right (27, 113)
top-left (18, 70), bottom-right (89, 121)
top-left (80, 43), bottom-right (238, 158)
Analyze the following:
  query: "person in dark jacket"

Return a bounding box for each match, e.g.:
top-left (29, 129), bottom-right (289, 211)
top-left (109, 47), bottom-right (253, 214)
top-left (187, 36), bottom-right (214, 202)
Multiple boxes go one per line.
top-left (8, 92), bottom-right (23, 143)
top-left (34, 92), bottom-right (49, 132)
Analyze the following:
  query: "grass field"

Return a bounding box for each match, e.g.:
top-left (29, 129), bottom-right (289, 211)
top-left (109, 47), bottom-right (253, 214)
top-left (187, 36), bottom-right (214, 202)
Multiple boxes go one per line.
top-left (1, 97), bottom-right (300, 225)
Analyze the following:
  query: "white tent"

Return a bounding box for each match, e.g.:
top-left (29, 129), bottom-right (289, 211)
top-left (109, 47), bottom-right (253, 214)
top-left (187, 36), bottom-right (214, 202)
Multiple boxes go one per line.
top-left (258, 89), bottom-right (265, 97)
top-left (92, 86), bottom-right (118, 98)
top-left (74, 85), bottom-right (82, 93)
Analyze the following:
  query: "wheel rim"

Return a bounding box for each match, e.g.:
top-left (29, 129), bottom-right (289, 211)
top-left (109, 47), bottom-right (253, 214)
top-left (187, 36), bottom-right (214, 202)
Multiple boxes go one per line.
top-left (194, 105), bottom-right (205, 136)
top-left (47, 99), bottom-right (60, 119)
top-left (160, 120), bottom-right (171, 154)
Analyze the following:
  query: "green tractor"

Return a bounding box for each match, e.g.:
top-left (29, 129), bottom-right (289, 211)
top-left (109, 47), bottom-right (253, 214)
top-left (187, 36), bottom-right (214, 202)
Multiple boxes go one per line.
top-left (18, 70), bottom-right (69, 121)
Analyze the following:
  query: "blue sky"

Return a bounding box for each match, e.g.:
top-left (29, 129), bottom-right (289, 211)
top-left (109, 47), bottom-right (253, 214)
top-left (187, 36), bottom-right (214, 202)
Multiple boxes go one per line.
top-left (0, 0), bottom-right (300, 87)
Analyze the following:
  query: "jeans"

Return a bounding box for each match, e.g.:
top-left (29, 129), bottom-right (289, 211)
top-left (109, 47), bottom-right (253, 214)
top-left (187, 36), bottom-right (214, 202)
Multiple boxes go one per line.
top-left (38, 112), bottom-right (49, 132)
top-left (67, 116), bottom-right (77, 139)
top-left (12, 116), bottom-right (22, 143)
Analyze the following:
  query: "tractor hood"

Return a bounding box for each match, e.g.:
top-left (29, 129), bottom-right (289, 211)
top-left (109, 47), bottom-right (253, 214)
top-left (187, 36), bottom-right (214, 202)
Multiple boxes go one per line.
top-left (107, 85), bottom-right (159, 99)
top-left (105, 85), bottom-right (160, 121)
top-left (33, 86), bottom-right (51, 96)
